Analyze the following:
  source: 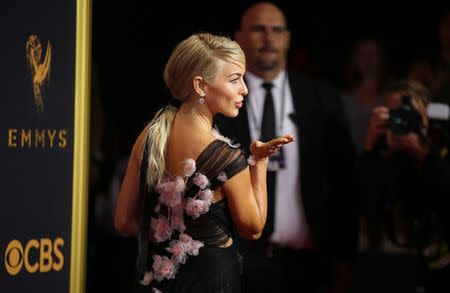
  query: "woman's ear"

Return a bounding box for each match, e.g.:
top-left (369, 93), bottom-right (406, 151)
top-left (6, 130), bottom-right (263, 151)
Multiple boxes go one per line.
top-left (193, 76), bottom-right (206, 97)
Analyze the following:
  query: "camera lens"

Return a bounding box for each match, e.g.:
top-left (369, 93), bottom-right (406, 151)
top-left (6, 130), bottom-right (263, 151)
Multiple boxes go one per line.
top-left (388, 103), bottom-right (421, 136)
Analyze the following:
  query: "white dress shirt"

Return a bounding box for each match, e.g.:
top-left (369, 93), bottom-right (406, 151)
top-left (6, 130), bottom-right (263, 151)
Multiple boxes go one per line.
top-left (245, 70), bottom-right (312, 250)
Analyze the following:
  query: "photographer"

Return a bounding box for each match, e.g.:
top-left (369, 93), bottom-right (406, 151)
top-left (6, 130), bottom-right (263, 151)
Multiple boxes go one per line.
top-left (359, 80), bottom-right (450, 292)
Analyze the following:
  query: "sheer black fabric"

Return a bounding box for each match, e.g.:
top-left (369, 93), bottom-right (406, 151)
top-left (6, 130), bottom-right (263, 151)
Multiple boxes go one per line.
top-left (134, 244), bottom-right (243, 293)
top-left (135, 139), bottom-right (248, 292)
top-left (183, 140), bottom-right (248, 246)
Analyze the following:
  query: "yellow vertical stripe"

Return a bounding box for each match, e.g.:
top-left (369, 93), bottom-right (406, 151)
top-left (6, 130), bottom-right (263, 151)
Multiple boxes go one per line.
top-left (70, 0), bottom-right (91, 292)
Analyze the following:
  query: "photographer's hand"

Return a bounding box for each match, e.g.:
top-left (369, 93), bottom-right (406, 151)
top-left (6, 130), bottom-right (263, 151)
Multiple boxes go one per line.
top-left (364, 106), bottom-right (389, 151)
top-left (386, 131), bottom-right (430, 163)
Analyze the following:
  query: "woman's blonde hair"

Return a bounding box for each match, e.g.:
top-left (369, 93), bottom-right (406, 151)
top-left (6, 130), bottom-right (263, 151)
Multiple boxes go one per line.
top-left (144, 33), bottom-right (245, 188)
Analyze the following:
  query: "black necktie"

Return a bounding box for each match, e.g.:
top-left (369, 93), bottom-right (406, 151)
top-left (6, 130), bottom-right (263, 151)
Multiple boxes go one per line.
top-left (260, 82), bottom-right (276, 142)
top-left (260, 82), bottom-right (276, 237)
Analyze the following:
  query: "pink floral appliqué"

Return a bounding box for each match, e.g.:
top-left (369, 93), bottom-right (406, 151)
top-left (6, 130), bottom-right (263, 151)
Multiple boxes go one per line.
top-left (185, 197), bottom-right (209, 219)
top-left (179, 233), bottom-right (204, 256)
top-left (151, 216), bottom-right (172, 243)
top-left (217, 172), bottom-right (227, 182)
top-left (144, 158), bottom-right (218, 287)
top-left (183, 158), bottom-right (196, 177)
top-left (198, 189), bottom-right (213, 203)
top-left (156, 177), bottom-right (184, 208)
top-left (170, 204), bottom-right (186, 232)
top-left (152, 255), bottom-right (177, 282)
top-left (192, 173), bottom-right (209, 189)
top-left (166, 240), bottom-right (188, 264)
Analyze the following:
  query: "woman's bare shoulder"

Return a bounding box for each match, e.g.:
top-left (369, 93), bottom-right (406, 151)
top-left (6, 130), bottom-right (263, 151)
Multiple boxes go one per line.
top-left (166, 131), bottom-right (216, 172)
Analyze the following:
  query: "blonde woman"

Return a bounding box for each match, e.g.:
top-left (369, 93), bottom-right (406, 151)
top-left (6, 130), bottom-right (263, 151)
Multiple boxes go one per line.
top-left (114, 32), bottom-right (294, 292)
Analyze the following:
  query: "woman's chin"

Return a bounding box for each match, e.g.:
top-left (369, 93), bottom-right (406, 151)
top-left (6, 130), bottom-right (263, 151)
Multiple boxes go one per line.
top-left (228, 110), bottom-right (239, 118)
top-left (219, 109), bottom-right (239, 118)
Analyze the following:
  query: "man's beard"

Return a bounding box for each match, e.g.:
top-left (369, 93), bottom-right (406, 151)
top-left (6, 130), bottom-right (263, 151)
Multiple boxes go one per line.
top-left (256, 58), bottom-right (279, 71)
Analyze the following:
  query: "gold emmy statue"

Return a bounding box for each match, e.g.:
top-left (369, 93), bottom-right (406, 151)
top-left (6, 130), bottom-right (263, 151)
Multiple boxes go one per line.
top-left (26, 35), bottom-right (51, 112)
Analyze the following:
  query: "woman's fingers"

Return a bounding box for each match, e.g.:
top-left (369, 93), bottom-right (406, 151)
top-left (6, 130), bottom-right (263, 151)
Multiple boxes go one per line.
top-left (266, 134), bottom-right (295, 149)
top-left (262, 135), bottom-right (295, 156)
top-left (250, 135), bottom-right (295, 160)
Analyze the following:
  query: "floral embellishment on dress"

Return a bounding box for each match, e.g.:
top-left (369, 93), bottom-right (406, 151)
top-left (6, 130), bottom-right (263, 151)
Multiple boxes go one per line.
top-left (192, 173), bottom-right (209, 189)
top-left (198, 189), bottom-right (213, 202)
top-left (140, 158), bottom-right (210, 288)
top-left (151, 215), bottom-right (172, 243)
top-left (211, 127), bottom-right (241, 148)
top-left (165, 233), bottom-right (204, 264)
top-left (179, 233), bottom-right (204, 255)
top-left (166, 239), bottom-right (188, 264)
top-left (169, 204), bottom-right (185, 232)
top-left (152, 255), bottom-right (177, 281)
top-left (185, 197), bottom-right (209, 219)
top-left (183, 158), bottom-right (196, 177)
top-left (156, 177), bottom-right (184, 208)
top-left (186, 175), bottom-right (214, 219)
top-left (217, 171), bottom-right (227, 182)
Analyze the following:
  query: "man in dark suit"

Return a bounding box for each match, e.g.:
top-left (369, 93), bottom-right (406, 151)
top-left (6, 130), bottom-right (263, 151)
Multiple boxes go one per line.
top-left (215, 2), bottom-right (358, 292)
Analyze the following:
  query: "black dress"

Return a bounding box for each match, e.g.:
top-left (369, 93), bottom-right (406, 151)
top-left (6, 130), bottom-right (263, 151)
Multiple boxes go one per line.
top-left (134, 139), bottom-right (248, 293)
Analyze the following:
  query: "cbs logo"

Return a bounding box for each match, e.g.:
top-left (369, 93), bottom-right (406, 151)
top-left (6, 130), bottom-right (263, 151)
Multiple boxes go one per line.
top-left (4, 237), bottom-right (64, 276)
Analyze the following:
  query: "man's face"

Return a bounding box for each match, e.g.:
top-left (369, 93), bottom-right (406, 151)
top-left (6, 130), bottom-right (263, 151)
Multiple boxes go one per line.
top-left (235, 3), bottom-right (290, 73)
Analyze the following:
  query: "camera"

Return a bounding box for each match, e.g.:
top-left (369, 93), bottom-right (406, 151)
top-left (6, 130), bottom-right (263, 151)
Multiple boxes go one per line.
top-left (388, 95), bottom-right (422, 136)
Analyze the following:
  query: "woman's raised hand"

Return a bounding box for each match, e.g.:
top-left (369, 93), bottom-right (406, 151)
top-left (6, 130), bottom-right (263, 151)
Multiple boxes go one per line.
top-left (250, 134), bottom-right (295, 160)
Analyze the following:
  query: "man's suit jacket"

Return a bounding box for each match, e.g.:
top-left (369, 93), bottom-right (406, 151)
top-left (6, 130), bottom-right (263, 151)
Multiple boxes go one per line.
top-left (214, 71), bottom-right (358, 263)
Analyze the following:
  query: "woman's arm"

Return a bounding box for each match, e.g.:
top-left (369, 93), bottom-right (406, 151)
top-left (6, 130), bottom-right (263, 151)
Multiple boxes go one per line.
top-left (114, 129), bottom-right (148, 236)
top-left (224, 135), bottom-right (294, 240)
